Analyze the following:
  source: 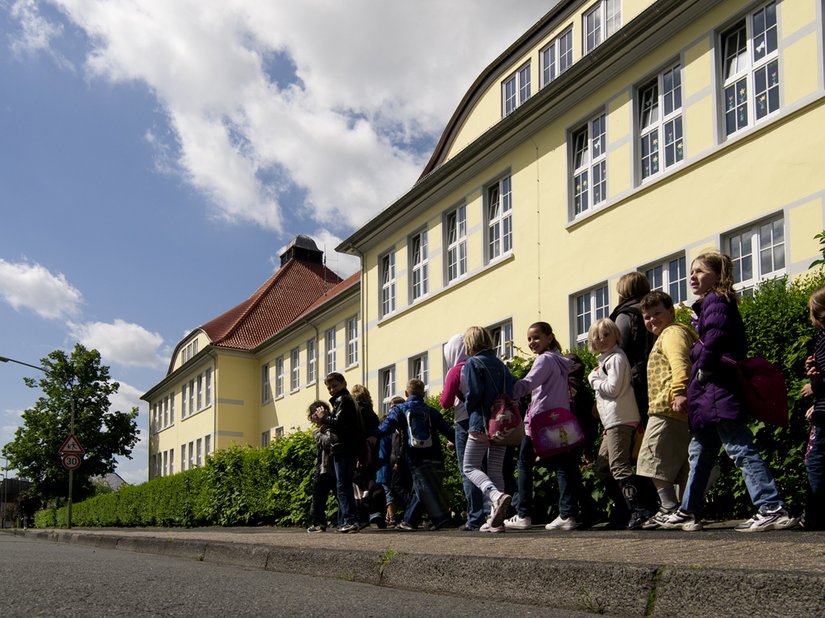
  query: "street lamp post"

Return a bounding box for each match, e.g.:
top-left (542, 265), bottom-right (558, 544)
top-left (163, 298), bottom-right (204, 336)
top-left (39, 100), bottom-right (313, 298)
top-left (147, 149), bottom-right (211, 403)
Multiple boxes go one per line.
top-left (0, 456), bottom-right (6, 529)
top-left (0, 355), bottom-right (77, 528)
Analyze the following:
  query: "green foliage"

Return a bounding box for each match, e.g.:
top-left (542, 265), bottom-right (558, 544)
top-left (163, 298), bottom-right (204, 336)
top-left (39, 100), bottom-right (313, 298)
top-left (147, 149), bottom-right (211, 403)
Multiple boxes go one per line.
top-left (811, 231), bottom-right (825, 269)
top-left (3, 344), bottom-right (139, 503)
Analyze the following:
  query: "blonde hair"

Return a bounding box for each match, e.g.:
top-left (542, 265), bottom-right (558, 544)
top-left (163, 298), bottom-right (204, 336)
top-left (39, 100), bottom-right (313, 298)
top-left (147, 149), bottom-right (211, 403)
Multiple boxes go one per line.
top-left (693, 251), bottom-right (737, 300)
top-left (463, 326), bottom-right (494, 356)
top-left (616, 272), bottom-right (651, 302)
top-left (588, 318), bottom-right (622, 352)
top-left (350, 384), bottom-right (373, 407)
top-left (810, 285), bottom-right (825, 325)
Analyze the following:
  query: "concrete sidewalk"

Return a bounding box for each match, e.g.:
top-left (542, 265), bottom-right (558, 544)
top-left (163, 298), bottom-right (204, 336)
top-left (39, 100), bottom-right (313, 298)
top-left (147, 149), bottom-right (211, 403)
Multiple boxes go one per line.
top-left (9, 523), bottom-right (824, 617)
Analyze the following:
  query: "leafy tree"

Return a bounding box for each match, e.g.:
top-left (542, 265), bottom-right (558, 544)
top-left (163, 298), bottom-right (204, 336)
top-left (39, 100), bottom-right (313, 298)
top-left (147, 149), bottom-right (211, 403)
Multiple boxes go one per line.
top-left (2, 344), bottom-right (139, 503)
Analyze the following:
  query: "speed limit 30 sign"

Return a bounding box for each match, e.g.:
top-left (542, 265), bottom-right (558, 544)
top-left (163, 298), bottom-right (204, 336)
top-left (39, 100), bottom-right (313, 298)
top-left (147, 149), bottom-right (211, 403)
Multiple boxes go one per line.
top-left (62, 454), bottom-right (82, 470)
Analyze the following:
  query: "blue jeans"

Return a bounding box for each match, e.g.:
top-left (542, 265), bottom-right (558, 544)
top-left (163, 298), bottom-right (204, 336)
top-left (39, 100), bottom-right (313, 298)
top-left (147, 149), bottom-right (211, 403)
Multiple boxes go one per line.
top-left (805, 425), bottom-right (825, 527)
top-left (681, 420), bottom-right (783, 516)
top-left (516, 434), bottom-right (582, 519)
top-left (333, 453), bottom-right (357, 525)
top-left (403, 461), bottom-right (451, 528)
top-left (455, 419), bottom-right (486, 528)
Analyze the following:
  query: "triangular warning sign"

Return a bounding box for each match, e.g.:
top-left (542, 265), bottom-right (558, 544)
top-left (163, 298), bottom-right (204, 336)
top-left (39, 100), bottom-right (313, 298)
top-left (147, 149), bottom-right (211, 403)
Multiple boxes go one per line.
top-left (59, 434), bottom-right (85, 455)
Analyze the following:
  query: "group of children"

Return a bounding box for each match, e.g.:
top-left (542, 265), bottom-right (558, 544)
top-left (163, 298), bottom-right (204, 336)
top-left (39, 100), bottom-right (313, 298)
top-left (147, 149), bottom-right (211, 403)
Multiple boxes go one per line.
top-left (306, 250), bottom-right (825, 534)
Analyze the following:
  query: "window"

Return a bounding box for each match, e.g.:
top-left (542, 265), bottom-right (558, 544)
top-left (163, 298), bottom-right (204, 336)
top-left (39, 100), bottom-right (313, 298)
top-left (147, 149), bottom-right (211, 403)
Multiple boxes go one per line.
top-left (725, 216), bottom-right (785, 294)
top-left (721, 2), bottom-right (779, 137)
top-left (541, 27), bottom-right (573, 87)
top-left (487, 175), bottom-right (513, 261)
top-left (644, 254), bottom-right (688, 305)
top-left (380, 251), bottom-right (396, 317)
top-left (181, 339), bottom-right (199, 364)
top-left (181, 445), bottom-right (187, 471)
top-left (181, 384), bottom-right (187, 418)
top-left (204, 434), bottom-right (211, 457)
top-left (445, 204), bottom-right (467, 283)
top-left (163, 450), bottom-right (168, 477)
top-left (188, 379), bottom-right (195, 414)
top-left (306, 338), bottom-right (317, 384)
top-left (197, 374), bottom-right (203, 410)
top-left (410, 229), bottom-right (429, 301)
top-left (163, 396), bottom-right (169, 428)
top-left (196, 438), bottom-right (202, 467)
top-left (409, 354), bottom-right (429, 392)
top-left (325, 328), bottom-right (337, 374)
top-left (274, 426), bottom-right (285, 438)
top-left (489, 320), bottom-right (514, 360)
top-left (290, 347), bottom-right (300, 391)
top-left (573, 285), bottom-right (610, 347)
top-left (261, 430), bottom-right (271, 448)
top-left (346, 317), bottom-right (358, 367)
top-left (275, 356), bottom-right (285, 398)
top-left (379, 366), bottom-right (396, 415)
top-left (584, 0), bottom-right (621, 53)
top-left (638, 63), bottom-right (684, 181)
top-left (169, 392), bottom-right (175, 423)
top-left (169, 449), bottom-right (174, 475)
top-left (571, 113), bottom-right (607, 217)
top-left (204, 369), bottom-right (212, 406)
top-left (502, 62), bottom-right (531, 116)
top-left (262, 363), bottom-right (271, 403)
top-left (188, 441), bottom-right (194, 470)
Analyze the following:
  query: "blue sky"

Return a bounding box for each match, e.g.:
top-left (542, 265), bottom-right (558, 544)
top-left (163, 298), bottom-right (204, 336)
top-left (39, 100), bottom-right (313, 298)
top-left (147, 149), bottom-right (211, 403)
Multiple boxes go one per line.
top-left (0, 0), bottom-right (554, 484)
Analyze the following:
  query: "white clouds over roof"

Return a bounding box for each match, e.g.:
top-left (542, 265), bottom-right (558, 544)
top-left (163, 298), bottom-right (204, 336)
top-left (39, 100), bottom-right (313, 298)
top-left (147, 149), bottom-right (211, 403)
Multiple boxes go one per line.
top-left (0, 258), bottom-right (83, 320)
top-left (67, 319), bottom-right (166, 369)
top-left (9, 0), bottom-right (551, 235)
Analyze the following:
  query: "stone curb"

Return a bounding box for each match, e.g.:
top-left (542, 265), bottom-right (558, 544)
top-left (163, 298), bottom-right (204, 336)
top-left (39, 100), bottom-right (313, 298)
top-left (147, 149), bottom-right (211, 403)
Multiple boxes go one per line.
top-left (12, 529), bottom-right (825, 616)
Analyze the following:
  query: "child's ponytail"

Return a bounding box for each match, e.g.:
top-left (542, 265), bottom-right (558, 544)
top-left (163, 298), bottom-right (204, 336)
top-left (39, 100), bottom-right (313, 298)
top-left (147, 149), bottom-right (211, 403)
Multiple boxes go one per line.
top-left (694, 251), bottom-right (737, 301)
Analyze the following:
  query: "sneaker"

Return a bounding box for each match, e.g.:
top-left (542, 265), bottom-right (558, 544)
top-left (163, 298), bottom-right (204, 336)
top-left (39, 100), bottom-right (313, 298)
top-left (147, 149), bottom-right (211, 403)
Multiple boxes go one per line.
top-left (641, 509), bottom-right (675, 530)
top-left (458, 523), bottom-right (480, 532)
top-left (479, 520), bottom-right (505, 533)
top-left (658, 509), bottom-right (703, 532)
top-left (545, 515), bottom-right (578, 531)
top-left (503, 514), bottom-right (532, 530)
top-left (735, 506), bottom-right (799, 532)
top-left (397, 521), bottom-right (417, 532)
top-left (337, 523), bottom-right (359, 533)
top-left (489, 493), bottom-right (512, 528)
top-left (385, 514), bottom-right (398, 529)
top-left (306, 524), bottom-right (326, 533)
top-left (627, 510), bottom-right (654, 530)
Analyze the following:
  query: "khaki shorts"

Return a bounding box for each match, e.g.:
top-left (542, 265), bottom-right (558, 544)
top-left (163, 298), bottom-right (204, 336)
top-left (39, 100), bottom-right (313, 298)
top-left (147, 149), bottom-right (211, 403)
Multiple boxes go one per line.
top-left (636, 415), bottom-right (690, 484)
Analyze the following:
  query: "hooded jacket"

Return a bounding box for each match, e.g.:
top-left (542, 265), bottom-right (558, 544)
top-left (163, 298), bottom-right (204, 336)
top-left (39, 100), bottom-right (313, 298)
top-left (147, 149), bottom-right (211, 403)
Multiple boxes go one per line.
top-left (588, 345), bottom-right (640, 430)
top-left (512, 350), bottom-right (572, 433)
top-left (440, 333), bottom-right (469, 422)
top-left (462, 349), bottom-right (515, 433)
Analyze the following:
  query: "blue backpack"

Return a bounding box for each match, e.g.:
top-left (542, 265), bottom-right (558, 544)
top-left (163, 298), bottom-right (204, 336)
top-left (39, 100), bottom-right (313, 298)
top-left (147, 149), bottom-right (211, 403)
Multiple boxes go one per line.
top-left (404, 402), bottom-right (433, 449)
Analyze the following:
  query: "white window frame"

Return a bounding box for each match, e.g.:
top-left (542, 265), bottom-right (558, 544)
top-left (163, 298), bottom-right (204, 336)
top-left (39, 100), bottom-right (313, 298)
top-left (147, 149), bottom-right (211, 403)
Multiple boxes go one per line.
top-left (197, 374), bottom-right (203, 410)
top-left (262, 363), bottom-right (271, 403)
top-left (274, 426), bottom-right (285, 438)
top-left (638, 63), bottom-right (684, 181)
top-left (409, 353), bottom-right (429, 393)
top-left (181, 384), bottom-right (187, 418)
top-left (169, 391), bottom-right (175, 423)
top-left (325, 327), bottom-right (337, 375)
top-left (306, 338), bottom-right (317, 385)
top-left (502, 61), bottom-right (531, 116)
top-left (275, 356), bottom-right (285, 398)
top-left (196, 438), bottom-right (202, 466)
top-left (540, 26), bottom-right (573, 87)
top-left (188, 378), bottom-right (195, 414)
top-left (181, 445), bottom-right (187, 472)
top-left (346, 317), bottom-right (358, 367)
top-left (188, 441), bottom-right (194, 470)
top-left (643, 254), bottom-right (688, 305)
top-left (573, 284), bottom-right (610, 347)
top-left (720, 1), bottom-right (780, 138)
top-left (584, 0), bottom-right (621, 54)
top-left (163, 450), bottom-right (168, 477)
top-left (571, 113), bottom-right (607, 218)
top-left (163, 396), bottom-right (169, 428)
top-left (380, 250), bottom-right (396, 317)
top-left (205, 369), bottom-right (212, 407)
top-left (379, 366), bottom-right (396, 415)
top-left (445, 204), bottom-right (468, 283)
top-left (409, 229), bottom-right (429, 302)
top-left (724, 215), bottom-right (786, 295)
top-left (204, 434), bottom-right (211, 457)
top-left (486, 175), bottom-right (513, 262)
top-left (169, 449), bottom-right (174, 475)
top-left (488, 320), bottom-right (514, 360)
top-left (290, 347), bottom-right (300, 392)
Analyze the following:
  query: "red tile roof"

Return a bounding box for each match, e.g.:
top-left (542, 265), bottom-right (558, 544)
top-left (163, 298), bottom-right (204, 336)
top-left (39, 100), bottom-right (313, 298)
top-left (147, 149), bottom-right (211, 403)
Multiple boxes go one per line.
top-left (200, 259), bottom-right (344, 350)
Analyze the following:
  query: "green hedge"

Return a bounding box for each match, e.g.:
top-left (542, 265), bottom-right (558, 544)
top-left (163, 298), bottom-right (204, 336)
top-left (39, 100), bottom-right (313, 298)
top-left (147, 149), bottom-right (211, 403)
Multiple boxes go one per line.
top-left (36, 271), bottom-right (825, 528)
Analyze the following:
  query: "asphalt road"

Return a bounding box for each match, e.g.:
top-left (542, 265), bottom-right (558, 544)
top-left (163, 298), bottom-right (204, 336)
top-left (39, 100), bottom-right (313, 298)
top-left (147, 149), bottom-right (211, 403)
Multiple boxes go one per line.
top-left (0, 534), bottom-right (601, 617)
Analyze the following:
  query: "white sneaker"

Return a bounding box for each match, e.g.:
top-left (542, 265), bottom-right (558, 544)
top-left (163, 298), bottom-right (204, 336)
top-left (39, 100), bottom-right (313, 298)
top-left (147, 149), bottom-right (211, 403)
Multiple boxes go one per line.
top-left (503, 514), bottom-right (532, 530)
top-left (480, 520), bottom-right (505, 533)
top-left (545, 515), bottom-right (578, 531)
top-left (489, 493), bottom-right (512, 528)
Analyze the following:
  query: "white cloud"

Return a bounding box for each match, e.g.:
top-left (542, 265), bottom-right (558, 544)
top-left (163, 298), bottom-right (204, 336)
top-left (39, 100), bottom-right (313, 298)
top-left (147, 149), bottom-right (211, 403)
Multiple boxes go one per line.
top-left (67, 319), bottom-right (165, 369)
top-left (0, 258), bottom-right (83, 319)
top-left (9, 0), bottom-right (553, 235)
top-left (8, 0), bottom-right (74, 70)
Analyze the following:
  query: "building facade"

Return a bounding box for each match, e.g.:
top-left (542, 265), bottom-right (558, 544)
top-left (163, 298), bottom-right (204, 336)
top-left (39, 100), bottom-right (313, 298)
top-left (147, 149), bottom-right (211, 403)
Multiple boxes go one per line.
top-left (145, 0), bottom-right (825, 477)
top-left (338, 0), bottom-right (824, 410)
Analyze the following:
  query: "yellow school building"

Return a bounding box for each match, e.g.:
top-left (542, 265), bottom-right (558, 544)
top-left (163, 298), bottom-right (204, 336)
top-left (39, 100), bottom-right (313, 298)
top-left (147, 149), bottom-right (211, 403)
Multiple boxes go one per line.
top-left (143, 0), bottom-right (825, 478)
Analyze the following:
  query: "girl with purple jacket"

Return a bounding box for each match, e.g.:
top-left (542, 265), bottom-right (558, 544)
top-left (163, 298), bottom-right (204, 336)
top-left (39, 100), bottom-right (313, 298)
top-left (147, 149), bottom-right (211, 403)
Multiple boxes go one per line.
top-left (661, 251), bottom-right (797, 532)
top-left (800, 285), bottom-right (825, 529)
